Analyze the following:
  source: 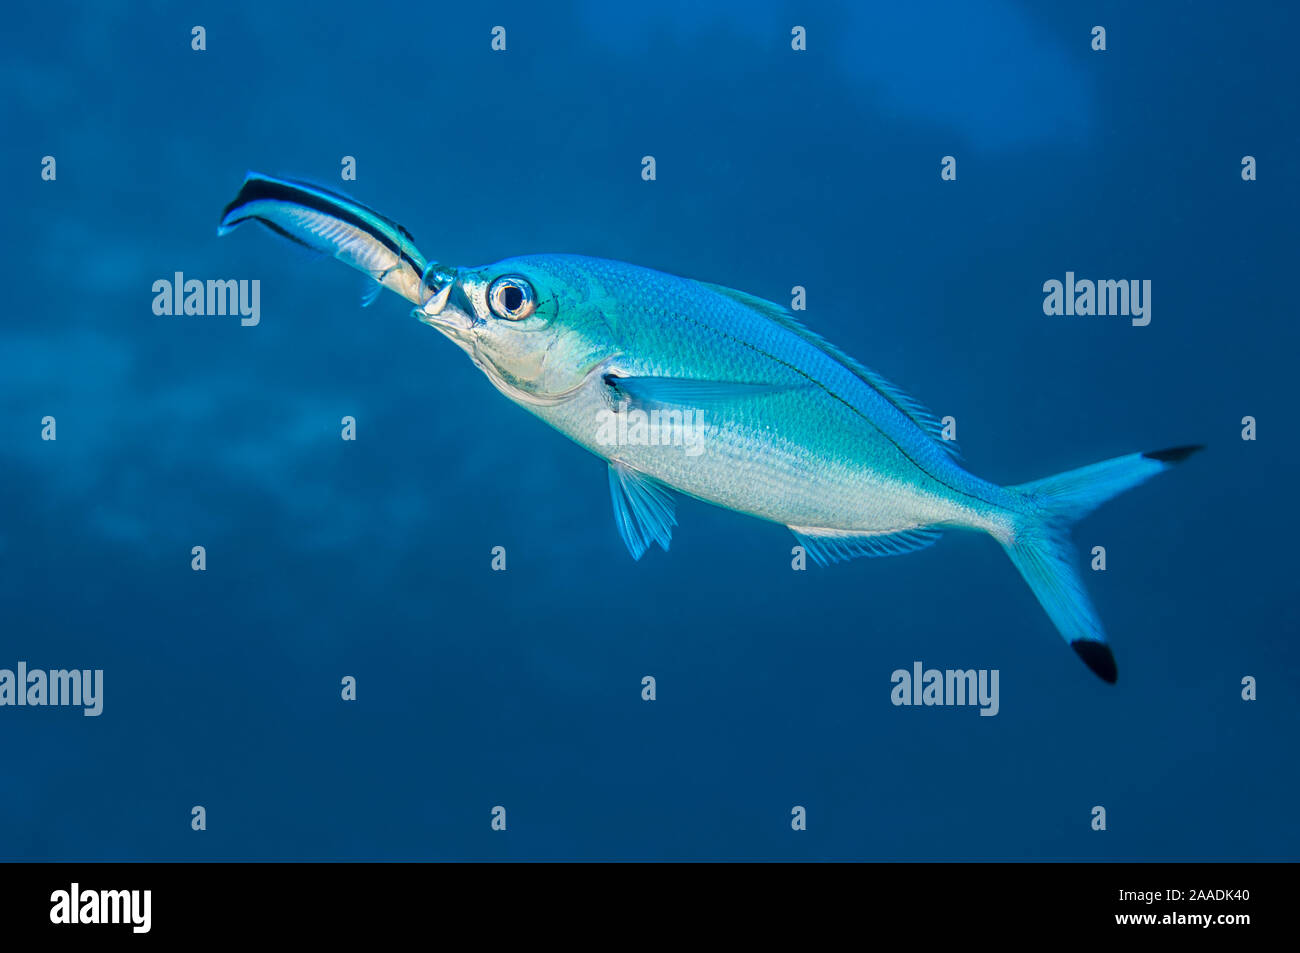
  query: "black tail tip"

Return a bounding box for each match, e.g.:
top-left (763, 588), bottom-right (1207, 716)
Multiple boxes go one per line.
top-left (1072, 640), bottom-right (1118, 684)
top-left (1143, 444), bottom-right (1205, 464)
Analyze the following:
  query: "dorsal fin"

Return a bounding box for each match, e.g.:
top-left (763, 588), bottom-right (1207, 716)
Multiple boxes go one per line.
top-left (699, 282), bottom-right (961, 459)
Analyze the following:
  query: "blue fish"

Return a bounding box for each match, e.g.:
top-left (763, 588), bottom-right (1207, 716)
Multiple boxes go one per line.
top-left (220, 173), bottom-right (1203, 683)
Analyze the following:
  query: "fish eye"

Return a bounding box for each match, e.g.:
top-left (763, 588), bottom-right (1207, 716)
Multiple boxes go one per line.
top-left (488, 275), bottom-right (536, 321)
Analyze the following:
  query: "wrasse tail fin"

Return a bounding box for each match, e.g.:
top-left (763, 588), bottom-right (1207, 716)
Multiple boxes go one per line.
top-left (1002, 445), bottom-right (1204, 683)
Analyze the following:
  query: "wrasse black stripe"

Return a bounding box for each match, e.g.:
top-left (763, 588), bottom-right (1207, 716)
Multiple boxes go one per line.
top-left (268, 175), bottom-right (420, 244)
top-left (239, 216), bottom-right (321, 252)
top-left (222, 177), bottom-right (424, 275)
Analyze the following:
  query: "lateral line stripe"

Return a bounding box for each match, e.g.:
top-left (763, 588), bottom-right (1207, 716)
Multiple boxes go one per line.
top-left (668, 309), bottom-right (1001, 509)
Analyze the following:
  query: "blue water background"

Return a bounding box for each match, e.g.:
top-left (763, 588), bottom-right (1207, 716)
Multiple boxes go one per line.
top-left (1, 1), bottom-right (1296, 859)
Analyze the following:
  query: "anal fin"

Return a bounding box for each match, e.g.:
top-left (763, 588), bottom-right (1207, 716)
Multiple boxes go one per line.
top-left (789, 525), bottom-right (941, 566)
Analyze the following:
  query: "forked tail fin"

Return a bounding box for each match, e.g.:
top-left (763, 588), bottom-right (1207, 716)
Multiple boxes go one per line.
top-left (1000, 445), bottom-right (1203, 683)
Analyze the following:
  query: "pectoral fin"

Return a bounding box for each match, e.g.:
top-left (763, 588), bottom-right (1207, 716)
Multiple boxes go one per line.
top-left (360, 277), bottom-right (385, 308)
top-left (608, 462), bottom-right (677, 559)
top-left (602, 373), bottom-right (806, 410)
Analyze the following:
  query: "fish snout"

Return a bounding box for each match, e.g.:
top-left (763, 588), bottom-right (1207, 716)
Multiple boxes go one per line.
top-left (415, 265), bottom-right (476, 334)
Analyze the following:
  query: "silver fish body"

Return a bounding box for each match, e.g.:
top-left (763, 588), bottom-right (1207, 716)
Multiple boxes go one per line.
top-left (484, 254), bottom-right (1013, 540)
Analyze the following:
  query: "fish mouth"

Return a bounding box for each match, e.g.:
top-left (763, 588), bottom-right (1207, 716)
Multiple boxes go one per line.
top-left (414, 264), bottom-right (476, 336)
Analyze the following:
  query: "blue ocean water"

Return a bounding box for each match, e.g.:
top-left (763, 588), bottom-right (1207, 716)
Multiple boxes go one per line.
top-left (1, 1), bottom-right (1296, 861)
